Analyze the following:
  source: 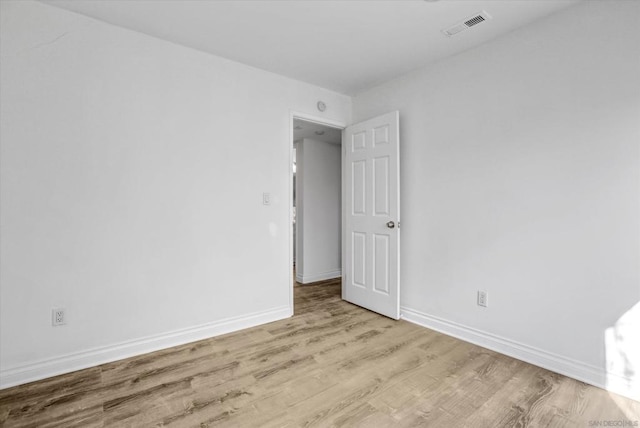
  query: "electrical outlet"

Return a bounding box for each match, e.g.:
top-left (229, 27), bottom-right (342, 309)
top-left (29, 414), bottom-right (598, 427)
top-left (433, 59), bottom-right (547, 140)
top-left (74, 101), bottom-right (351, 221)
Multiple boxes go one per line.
top-left (52, 308), bottom-right (66, 326)
top-left (263, 192), bottom-right (271, 205)
top-left (477, 291), bottom-right (488, 308)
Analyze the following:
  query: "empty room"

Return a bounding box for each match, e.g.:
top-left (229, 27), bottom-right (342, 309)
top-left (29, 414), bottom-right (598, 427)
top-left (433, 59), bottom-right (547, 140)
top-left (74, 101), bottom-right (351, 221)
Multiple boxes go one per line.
top-left (0, 0), bottom-right (639, 427)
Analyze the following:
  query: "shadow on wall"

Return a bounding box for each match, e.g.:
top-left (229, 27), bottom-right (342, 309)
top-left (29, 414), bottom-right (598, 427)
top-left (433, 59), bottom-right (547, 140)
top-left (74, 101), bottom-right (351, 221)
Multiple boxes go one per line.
top-left (605, 301), bottom-right (640, 412)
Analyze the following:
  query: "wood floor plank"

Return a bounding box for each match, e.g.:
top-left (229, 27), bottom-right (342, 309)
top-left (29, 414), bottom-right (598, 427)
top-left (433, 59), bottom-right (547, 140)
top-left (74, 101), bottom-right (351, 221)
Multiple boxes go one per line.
top-left (0, 278), bottom-right (638, 427)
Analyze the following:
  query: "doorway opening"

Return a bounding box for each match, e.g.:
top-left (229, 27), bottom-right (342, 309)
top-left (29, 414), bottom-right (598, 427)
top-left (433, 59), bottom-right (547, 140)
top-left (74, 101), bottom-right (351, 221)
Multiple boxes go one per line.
top-left (290, 110), bottom-right (400, 319)
top-left (291, 116), bottom-right (344, 314)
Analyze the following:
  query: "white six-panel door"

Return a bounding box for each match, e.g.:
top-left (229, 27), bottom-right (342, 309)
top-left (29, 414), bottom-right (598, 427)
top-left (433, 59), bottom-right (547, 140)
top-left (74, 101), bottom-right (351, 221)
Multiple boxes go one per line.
top-left (343, 111), bottom-right (400, 320)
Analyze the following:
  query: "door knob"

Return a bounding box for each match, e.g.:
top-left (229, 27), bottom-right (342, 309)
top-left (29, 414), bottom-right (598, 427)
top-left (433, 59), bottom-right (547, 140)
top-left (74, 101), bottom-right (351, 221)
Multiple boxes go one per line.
top-left (386, 221), bottom-right (395, 229)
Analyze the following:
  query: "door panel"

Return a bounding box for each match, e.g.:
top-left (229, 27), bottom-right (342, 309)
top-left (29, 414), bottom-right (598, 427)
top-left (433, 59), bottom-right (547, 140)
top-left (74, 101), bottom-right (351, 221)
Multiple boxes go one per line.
top-left (373, 156), bottom-right (389, 216)
top-left (352, 232), bottom-right (367, 288)
top-left (352, 160), bottom-right (366, 215)
top-left (343, 111), bottom-right (400, 319)
top-left (373, 234), bottom-right (390, 294)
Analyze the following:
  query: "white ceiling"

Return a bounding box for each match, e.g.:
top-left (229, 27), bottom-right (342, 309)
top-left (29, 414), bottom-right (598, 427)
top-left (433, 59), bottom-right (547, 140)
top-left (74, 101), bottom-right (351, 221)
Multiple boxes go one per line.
top-left (294, 119), bottom-right (342, 145)
top-left (43, 0), bottom-right (581, 95)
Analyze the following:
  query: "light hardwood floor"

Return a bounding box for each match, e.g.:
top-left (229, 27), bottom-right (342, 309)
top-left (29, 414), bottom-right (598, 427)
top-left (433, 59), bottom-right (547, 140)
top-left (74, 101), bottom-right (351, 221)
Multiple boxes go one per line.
top-left (1, 279), bottom-right (638, 427)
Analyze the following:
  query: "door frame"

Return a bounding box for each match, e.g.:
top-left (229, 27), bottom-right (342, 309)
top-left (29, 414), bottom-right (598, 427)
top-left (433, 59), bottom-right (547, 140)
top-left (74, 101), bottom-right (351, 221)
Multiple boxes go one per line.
top-left (289, 111), bottom-right (346, 314)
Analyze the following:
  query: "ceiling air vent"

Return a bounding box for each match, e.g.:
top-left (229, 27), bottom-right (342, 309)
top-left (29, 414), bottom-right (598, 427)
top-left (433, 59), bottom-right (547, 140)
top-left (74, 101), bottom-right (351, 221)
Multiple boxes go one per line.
top-left (442, 10), bottom-right (492, 37)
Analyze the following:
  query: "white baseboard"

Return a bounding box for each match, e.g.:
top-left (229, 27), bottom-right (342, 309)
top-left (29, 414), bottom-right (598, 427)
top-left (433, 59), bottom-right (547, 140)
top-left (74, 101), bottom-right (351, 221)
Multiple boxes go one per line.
top-left (401, 306), bottom-right (638, 402)
top-left (297, 269), bottom-right (341, 284)
top-left (0, 305), bottom-right (291, 390)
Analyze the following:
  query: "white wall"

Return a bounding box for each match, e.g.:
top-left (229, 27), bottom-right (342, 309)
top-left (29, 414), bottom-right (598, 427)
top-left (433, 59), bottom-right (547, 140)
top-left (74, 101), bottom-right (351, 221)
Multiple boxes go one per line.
top-left (353, 0), bottom-right (640, 399)
top-left (0, 0), bottom-right (351, 387)
top-left (295, 138), bottom-right (341, 283)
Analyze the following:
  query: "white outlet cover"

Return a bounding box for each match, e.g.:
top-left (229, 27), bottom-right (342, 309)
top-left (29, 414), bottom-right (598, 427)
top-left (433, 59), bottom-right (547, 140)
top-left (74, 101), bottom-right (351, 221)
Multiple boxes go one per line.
top-left (477, 291), bottom-right (488, 307)
top-left (52, 308), bottom-right (66, 326)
